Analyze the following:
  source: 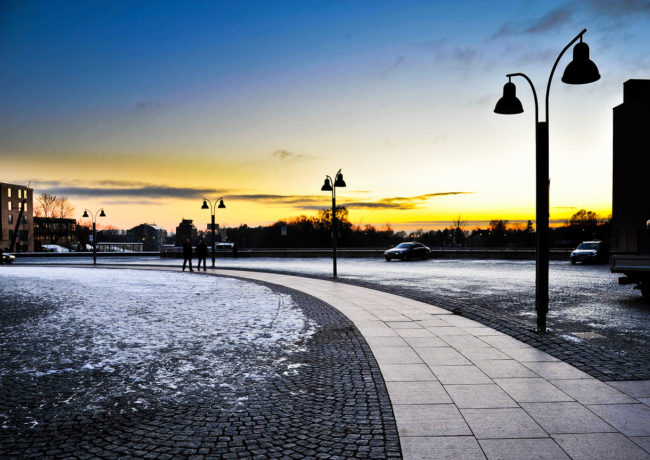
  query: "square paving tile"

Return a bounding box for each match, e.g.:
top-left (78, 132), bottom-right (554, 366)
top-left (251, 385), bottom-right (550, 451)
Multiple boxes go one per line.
top-left (416, 347), bottom-right (472, 366)
top-left (631, 436), bottom-right (650, 454)
top-left (386, 381), bottom-right (452, 404)
top-left (401, 310), bottom-right (437, 321)
top-left (429, 365), bottom-right (492, 385)
top-left (385, 321), bottom-right (424, 329)
top-left (381, 364), bottom-right (437, 382)
top-left (478, 438), bottom-right (569, 459)
top-left (440, 315), bottom-right (483, 328)
top-left (587, 403), bottom-right (650, 437)
top-left (404, 336), bottom-right (449, 348)
top-left (478, 336), bottom-right (527, 349)
top-left (523, 361), bottom-right (591, 380)
top-left (460, 408), bottom-right (547, 439)
top-left (372, 346), bottom-right (423, 365)
top-left (441, 335), bottom-right (492, 349)
top-left (553, 433), bottom-right (648, 460)
top-left (372, 311), bottom-right (411, 322)
top-left (445, 384), bottom-right (518, 409)
top-left (607, 381), bottom-right (650, 398)
top-left (520, 402), bottom-right (615, 434)
top-left (400, 436), bottom-right (485, 460)
top-left (393, 404), bottom-right (471, 436)
top-left (494, 378), bottom-right (573, 403)
top-left (551, 379), bottom-right (637, 405)
top-left (364, 336), bottom-right (409, 347)
top-left (417, 317), bottom-right (453, 328)
top-left (473, 359), bottom-right (539, 378)
top-left (460, 348), bottom-right (512, 362)
top-left (462, 327), bottom-right (507, 336)
top-left (500, 347), bottom-right (558, 362)
top-left (357, 324), bottom-right (398, 337)
top-left (396, 328), bottom-right (436, 338)
top-left (426, 326), bottom-right (472, 337)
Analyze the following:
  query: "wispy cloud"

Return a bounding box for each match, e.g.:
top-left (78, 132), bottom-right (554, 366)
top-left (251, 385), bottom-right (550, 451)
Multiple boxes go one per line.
top-left (493, 6), bottom-right (572, 38)
top-left (271, 149), bottom-right (313, 161)
top-left (134, 101), bottom-right (164, 113)
top-left (34, 180), bottom-right (228, 200)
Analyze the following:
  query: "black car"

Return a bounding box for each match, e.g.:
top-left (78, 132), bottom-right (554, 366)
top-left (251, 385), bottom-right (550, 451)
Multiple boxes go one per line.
top-left (1, 253), bottom-right (16, 264)
top-left (384, 242), bottom-right (430, 261)
top-left (570, 241), bottom-right (607, 264)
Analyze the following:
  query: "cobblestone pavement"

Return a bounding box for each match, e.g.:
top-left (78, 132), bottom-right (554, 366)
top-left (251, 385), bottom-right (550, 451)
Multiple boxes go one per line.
top-left (217, 267), bottom-right (650, 382)
top-left (0, 270), bottom-right (400, 459)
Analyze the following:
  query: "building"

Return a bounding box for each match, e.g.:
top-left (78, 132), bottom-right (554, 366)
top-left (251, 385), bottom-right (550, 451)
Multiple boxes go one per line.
top-left (0, 182), bottom-right (34, 252)
top-left (127, 223), bottom-right (167, 251)
top-left (612, 79), bottom-right (650, 254)
top-left (175, 219), bottom-right (197, 246)
top-left (33, 217), bottom-right (77, 250)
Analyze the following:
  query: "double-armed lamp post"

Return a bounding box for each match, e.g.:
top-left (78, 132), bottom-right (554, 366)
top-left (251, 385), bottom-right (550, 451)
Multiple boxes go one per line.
top-left (82, 208), bottom-right (106, 265)
top-left (494, 29), bottom-right (600, 332)
top-left (201, 197), bottom-right (226, 268)
top-left (321, 169), bottom-right (346, 278)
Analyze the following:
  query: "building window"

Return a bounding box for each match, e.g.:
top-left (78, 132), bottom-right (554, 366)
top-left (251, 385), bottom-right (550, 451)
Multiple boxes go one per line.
top-left (7, 188), bottom-right (11, 198)
top-left (22, 215), bottom-right (28, 224)
top-left (21, 202), bottom-right (27, 211)
top-left (7, 201), bottom-right (11, 211)
top-left (8, 214), bottom-right (13, 225)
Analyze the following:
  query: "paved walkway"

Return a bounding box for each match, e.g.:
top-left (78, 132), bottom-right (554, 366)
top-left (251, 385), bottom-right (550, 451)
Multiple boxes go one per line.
top-left (212, 269), bottom-right (650, 460)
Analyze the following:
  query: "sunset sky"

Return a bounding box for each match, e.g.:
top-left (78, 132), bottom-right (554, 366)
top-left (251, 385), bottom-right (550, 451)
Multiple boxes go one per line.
top-left (1, 1), bottom-right (648, 232)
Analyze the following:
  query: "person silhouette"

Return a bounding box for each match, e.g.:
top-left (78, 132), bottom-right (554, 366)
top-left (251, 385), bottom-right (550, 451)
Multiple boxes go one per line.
top-left (196, 238), bottom-right (208, 271)
top-left (182, 238), bottom-right (193, 272)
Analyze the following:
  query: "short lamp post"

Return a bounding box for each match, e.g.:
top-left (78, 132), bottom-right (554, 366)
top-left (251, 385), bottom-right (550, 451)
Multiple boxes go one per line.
top-left (320, 169), bottom-right (346, 278)
top-left (201, 197), bottom-right (226, 268)
top-left (494, 28), bottom-right (600, 332)
top-left (82, 208), bottom-right (106, 265)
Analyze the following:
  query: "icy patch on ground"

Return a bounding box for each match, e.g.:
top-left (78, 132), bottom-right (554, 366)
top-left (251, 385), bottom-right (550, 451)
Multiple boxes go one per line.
top-left (0, 267), bottom-right (317, 414)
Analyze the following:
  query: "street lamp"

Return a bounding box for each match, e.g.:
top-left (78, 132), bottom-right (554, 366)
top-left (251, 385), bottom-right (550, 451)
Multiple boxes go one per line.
top-left (494, 28), bottom-right (599, 332)
top-left (82, 208), bottom-right (106, 265)
top-left (320, 169), bottom-right (346, 278)
top-left (201, 197), bottom-right (226, 268)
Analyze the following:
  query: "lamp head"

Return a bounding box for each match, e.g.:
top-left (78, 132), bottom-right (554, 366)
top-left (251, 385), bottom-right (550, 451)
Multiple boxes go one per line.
top-left (99, 209), bottom-right (106, 217)
top-left (494, 81), bottom-right (524, 115)
top-left (562, 40), bottom-right (600, 85)
top-left (218, 199), bottom-right (226, 209)
top-left (334, 172), bottom-right (346, 187)
top-left (82, 210), bottom-right (89, 218)
top-left (201, 200), bottom-right (209, 209)
top-left (321, 178), bottom-right (333, 191)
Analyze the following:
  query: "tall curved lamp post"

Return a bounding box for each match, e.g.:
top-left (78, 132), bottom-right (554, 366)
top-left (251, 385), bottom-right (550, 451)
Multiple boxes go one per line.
top-left (201, 197), bottom-right (226, 268)
top-left (321, 169), bottom-right (346, 278)
top-left (82, 208), bottom-right (106, 265)
top-left (494, 28), bottom-right (599, 332)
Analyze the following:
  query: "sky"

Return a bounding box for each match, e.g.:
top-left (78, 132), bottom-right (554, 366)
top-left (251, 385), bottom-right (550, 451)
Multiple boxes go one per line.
top-left (1, 0), bottom-right (649, 233)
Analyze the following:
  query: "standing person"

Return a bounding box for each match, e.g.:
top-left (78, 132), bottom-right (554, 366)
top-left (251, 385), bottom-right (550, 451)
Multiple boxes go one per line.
top-left (196, 238), bottom-right (208, 271)
top-left (182, 238), bottom-right (193, 272)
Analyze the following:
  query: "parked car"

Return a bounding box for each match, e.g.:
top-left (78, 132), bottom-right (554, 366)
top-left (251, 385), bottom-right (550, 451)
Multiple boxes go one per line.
top-left (384, 242), bottom-right (430, 261)
top-left (1, 253), bottom-right (16, 264)
top-left (570, 241), bottom-right (607, 265)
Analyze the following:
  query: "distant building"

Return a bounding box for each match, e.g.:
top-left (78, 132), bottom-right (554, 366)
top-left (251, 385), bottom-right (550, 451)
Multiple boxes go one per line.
top-left (33, 217), bottom-right (77, 250)
top-left (128, 223), bottom-right (167, 251)
top-left (0, 182), bottom-right (34, 252)
top-left (175, 219), bottom-right (197, 246)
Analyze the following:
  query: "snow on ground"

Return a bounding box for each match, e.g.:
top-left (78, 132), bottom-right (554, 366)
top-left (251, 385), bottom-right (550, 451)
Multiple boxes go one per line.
top-left (0, 267), bottom-right (317, 416)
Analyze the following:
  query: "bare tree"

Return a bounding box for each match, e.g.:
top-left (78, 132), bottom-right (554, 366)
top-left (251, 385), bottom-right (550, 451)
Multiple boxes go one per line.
top-left (35, 193), bottom-right (75, 219)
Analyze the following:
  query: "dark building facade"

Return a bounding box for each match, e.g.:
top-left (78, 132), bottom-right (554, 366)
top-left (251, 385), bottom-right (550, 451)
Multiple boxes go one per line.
top-left (33, 217), bottom-right (77, 250)
top-left (128, 223), bottom-right (167, 251)
top-left (612, 79), bottom-right (650, 254)
top-left (175, 219), bottom-right (197, 246)
top-left (0, 182), bottom-right (34, 252)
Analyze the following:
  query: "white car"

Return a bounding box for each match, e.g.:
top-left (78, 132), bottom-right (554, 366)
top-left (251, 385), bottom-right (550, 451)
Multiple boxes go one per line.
top-left (1, 253), bottom-right (16, 264)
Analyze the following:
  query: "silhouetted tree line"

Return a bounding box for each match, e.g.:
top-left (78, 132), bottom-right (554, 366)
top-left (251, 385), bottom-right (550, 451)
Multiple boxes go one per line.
top-left (224, 208), bottom-right (610, 249)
